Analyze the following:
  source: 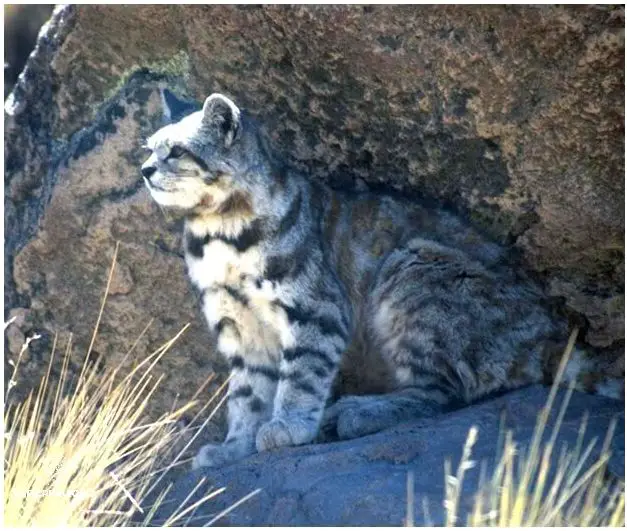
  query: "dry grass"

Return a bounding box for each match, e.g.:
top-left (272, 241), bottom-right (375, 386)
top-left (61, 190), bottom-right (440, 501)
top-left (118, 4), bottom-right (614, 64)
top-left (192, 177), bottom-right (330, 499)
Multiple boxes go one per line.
top-left (3, 243), bottom-right (256, 526)
top-left (5, 326), bottom-right (182, 526)
top-left (441, 329), bottom-right (625, 527)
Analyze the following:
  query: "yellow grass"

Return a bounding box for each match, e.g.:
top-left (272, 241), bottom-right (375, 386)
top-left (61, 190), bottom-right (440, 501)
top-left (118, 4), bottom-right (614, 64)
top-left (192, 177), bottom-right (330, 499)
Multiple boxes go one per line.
top-left (441, 328), bottom-right (625, 527)
top-left (7, 324), bottom-right (189, 524)
top-left (3, 242), bottom-right (256, 526)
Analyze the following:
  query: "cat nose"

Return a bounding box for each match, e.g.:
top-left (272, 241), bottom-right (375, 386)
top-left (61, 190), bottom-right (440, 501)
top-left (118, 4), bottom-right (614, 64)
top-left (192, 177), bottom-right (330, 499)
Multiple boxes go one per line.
top-left (142, 165), bottom-right (156, 180)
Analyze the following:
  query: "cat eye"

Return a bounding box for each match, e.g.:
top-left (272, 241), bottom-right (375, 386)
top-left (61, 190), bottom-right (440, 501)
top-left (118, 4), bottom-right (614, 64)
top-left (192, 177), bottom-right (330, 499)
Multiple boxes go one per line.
top-left (167, 145), bottom-right (186, 160)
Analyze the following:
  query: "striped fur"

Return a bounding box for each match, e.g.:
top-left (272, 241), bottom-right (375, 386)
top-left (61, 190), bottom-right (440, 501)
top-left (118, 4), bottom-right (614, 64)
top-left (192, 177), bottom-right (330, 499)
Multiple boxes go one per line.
top-left (141, 93), bottom-right (623, 469)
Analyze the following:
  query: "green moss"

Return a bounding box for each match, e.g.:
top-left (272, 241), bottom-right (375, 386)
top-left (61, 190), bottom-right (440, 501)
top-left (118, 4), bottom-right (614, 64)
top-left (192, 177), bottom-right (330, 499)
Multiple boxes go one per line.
top-left (100, 50), bottom-right (191, 106)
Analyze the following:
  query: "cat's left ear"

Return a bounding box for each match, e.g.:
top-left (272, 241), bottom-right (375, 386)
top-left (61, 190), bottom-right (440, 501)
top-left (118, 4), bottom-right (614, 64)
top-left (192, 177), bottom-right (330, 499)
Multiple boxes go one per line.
top-left (202, 93), bottom-right (241, 148)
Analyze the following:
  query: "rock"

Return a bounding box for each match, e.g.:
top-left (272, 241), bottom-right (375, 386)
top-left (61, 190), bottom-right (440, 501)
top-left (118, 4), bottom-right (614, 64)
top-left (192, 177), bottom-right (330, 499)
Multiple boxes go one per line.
top-left (145, 386), bottom-right (624, 526)
top-left (4, 5), bottom-right (624, 433)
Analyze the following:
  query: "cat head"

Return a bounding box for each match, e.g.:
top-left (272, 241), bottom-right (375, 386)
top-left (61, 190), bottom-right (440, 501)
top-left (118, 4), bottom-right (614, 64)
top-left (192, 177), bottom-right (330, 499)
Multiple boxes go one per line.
top-left (141, 91), bottom-right (267, 212)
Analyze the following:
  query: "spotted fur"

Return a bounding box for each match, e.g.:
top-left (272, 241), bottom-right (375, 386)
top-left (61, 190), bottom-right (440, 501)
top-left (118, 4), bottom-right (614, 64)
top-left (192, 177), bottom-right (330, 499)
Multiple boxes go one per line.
top-left (141, 91), bottom-right (623, 469)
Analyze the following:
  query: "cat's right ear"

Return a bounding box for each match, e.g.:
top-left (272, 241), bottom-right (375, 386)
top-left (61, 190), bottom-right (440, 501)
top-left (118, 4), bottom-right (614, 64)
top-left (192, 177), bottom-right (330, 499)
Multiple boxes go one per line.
top-left (202, 93), bottom-right (241, 148)
top-left (160, 89), bottom-right (201, 124)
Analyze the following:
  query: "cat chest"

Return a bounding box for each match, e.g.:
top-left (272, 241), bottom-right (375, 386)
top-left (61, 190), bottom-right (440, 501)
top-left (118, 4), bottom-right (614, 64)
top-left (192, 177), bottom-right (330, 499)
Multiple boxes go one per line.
top-left (185, 238), bottom-right (264, 289)
top-left (185, 239), bottom-right (294, 357)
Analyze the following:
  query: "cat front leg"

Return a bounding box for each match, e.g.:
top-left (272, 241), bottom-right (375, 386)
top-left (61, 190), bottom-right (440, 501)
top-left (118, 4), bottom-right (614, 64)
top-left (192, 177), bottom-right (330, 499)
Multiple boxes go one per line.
top-left (255, 308), bottom-right (349, 452)
top-left (192, 355), bottom-right (278, 469)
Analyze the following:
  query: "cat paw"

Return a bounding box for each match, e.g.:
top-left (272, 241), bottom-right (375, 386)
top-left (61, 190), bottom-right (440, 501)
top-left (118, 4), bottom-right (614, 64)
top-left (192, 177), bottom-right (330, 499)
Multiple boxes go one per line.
top-left (336, 405), bottom-right (387, 440)
top-left (256, 419), bottom-right (295, 452)
top-left (320, 395), bottom-right (363, 439)
top-left (256, 417), bottom-right (317, 452)
top-left (191, 442), bottom-right (253, 470)
top-left (323, 395), bottom-right (390, 440)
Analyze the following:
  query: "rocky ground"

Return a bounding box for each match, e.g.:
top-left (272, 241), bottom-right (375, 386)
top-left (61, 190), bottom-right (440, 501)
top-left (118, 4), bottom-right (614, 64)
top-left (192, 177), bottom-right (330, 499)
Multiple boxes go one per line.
top-left (145, 386), bottom-right (624, 526)
top-left (4, 6), bottom-right (624, 524)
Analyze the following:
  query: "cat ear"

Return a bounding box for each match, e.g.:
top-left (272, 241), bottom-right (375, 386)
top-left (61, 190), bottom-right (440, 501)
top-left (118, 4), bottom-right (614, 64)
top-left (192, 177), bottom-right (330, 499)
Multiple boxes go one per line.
top-left (202, 93), bottom-right (240, 148)
top-left (160, 89), bottom-right (200, 124)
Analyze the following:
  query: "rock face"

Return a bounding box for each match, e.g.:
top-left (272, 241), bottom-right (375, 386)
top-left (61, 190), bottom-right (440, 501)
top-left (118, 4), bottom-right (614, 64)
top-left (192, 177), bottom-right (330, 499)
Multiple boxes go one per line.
top-left (4, 6), bottom-right (624, 427)
top-left (147, 386), bottom-right (624, 526)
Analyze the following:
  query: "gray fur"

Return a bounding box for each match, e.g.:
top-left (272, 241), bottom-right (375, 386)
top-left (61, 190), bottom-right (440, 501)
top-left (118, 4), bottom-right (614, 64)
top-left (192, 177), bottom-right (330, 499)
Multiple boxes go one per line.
top-left (141, 93), bottom-right (622, 469)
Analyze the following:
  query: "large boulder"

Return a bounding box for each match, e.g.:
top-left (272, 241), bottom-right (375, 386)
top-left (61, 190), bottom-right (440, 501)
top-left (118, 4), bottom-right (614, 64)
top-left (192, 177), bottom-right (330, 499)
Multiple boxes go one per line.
top-left (147, 386), bottom-right (624, 526)
top-left (4, 5), bottom-right (624, 427)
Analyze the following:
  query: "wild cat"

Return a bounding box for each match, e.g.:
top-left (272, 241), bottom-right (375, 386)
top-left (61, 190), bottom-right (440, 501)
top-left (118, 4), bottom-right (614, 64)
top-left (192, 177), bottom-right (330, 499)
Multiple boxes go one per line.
top-left (141, 91), bottom-right (622, 469)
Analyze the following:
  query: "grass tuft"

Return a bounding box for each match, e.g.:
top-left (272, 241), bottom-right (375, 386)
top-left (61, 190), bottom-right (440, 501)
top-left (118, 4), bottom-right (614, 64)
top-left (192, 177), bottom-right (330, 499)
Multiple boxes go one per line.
top-left (443, 328), bottom-right (625, 527)
top-left (3, 319), bottom-right (200, 525)
top-left (3, 242), bottom-right (248, 526)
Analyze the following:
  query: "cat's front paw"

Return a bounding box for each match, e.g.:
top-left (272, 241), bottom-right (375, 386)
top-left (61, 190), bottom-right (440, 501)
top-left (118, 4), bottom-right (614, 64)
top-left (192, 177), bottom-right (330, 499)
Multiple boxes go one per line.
top-left (256, 419), bottom-right (294, 452)
top-left (191, 442), bottom-right (254, 470)
top-left (256, 417), bottom-right (318, 452)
